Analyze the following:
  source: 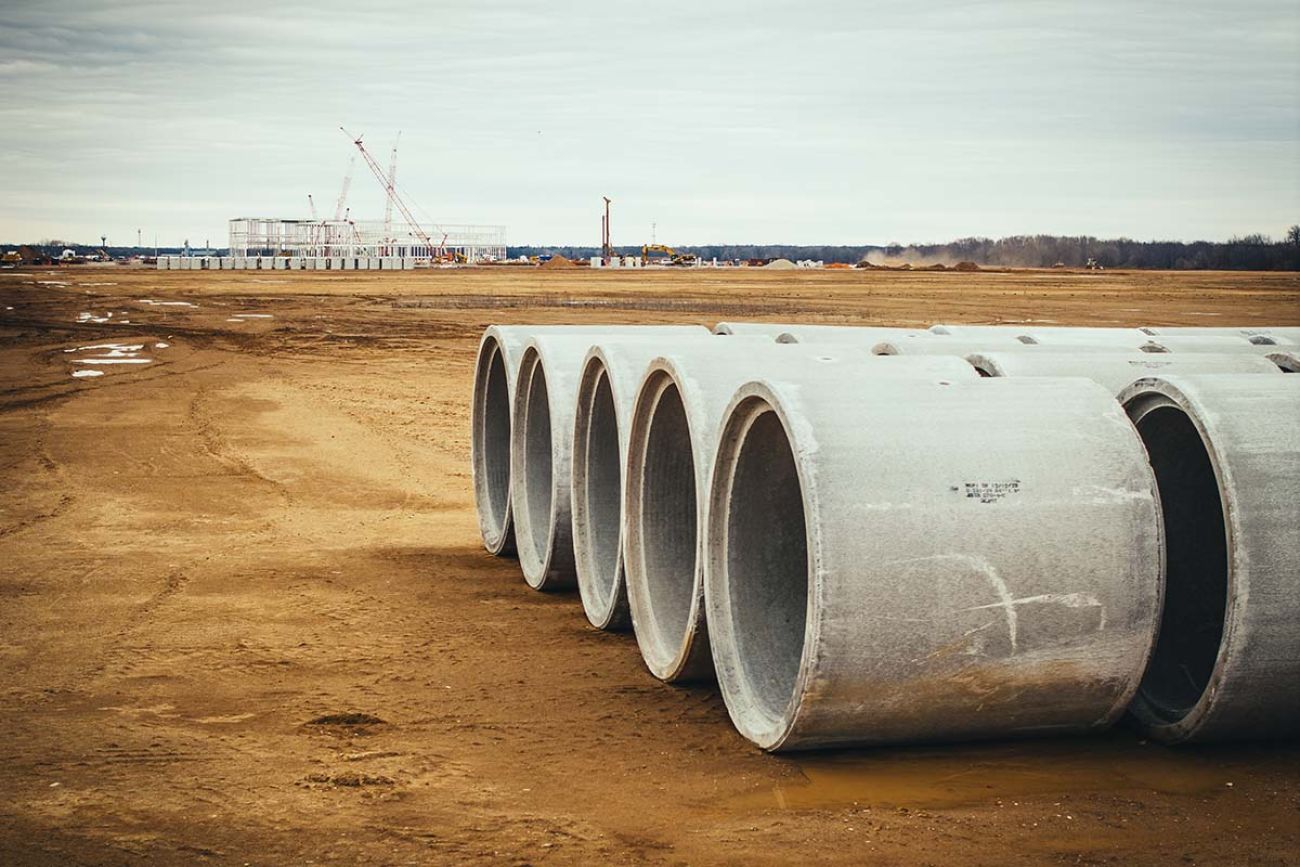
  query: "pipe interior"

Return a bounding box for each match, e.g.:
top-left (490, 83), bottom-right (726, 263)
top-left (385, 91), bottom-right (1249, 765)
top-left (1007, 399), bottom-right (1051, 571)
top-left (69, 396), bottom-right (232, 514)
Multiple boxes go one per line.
top-left (522, 357), bottom-right (554, 562)
top-left (1134, 404), bottom-right (1228, 724)
top-left (638, 383), bottom-right (698, 654)
top-left (582, 369), bottom-right (622, 611)
top-left (726, 408), bottom-right (808, 724)
top-left (479, 345), bottom-right (511, 534)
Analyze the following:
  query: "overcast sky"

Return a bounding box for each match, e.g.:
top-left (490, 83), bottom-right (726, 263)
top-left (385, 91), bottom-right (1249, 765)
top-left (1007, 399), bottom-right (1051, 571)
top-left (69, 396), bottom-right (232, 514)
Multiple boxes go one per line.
top-left (1, 0), bottom-right (1297, 247)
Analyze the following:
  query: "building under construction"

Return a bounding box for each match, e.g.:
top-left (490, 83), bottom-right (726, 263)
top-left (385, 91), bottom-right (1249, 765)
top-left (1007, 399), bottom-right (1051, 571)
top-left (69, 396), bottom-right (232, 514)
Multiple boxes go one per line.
top-left (227, 218), bottom-right (506, 262)
top-left (224, 130), bottom-right (506, 265)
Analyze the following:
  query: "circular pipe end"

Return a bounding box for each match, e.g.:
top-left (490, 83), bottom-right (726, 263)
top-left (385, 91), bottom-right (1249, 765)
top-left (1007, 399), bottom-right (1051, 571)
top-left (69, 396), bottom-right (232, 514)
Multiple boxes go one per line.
top-left (472, 335), bottom-right (515, 555)
top-left (571, 354), bottom-right (630, 629)
top-left (625, 369), bottom-right (707, 681)
top-left (1122, 382), bottom-right (1231, 742)
top-left (512, 347), bottom-right (557, 589)
top-left (707, 387), bottom-right (813, 750)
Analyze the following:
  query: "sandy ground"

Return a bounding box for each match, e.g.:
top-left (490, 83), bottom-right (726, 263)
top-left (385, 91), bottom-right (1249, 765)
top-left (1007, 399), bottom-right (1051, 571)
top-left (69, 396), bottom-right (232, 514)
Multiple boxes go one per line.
top-left (1, 264), bottom-right (1298, 866)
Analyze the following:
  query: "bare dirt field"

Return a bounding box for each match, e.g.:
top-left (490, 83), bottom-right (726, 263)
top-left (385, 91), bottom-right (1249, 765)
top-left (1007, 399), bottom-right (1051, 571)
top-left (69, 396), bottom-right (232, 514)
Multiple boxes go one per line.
top-left (2, 265), bottom-right (1298, 866)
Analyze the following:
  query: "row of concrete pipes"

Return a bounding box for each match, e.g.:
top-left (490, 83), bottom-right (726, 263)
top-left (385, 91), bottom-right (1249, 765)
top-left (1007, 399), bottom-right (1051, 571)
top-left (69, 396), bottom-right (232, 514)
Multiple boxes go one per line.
top-left (471, 322), bottom-right (1300, 751)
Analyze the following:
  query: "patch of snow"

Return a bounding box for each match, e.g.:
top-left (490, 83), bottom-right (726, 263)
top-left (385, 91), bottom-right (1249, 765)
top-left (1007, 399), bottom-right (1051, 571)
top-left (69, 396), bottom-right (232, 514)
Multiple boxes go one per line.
top-left (72, 357), bottom-right (152, 365)
top-left (72, 370), bottom-right (104, 378)
top-left (139, 299), bottom-right (198, 308)
top-left (154, 342), bottom-right (170, 349)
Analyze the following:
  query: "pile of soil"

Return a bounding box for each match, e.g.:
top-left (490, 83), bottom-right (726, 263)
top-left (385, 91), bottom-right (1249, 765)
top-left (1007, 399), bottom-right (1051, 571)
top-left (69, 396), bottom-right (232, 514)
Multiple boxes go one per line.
top-left (763, 258), bottom-right (796, 270)
top-left (539, 254), bottom-right (575, 269)
top-left (954, 261), bottom-right (980, 271)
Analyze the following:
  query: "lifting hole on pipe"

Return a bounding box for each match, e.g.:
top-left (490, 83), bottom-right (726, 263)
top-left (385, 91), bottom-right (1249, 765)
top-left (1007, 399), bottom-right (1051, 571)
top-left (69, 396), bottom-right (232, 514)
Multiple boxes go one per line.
top-left (721, 400), bottom-right (809, 727)
top-left (1133, 404), bottom-right (1228, 725)
top-left (637, 381), bottom-right (698, 658)
top-left (520, 354), bottom-right (554, 565)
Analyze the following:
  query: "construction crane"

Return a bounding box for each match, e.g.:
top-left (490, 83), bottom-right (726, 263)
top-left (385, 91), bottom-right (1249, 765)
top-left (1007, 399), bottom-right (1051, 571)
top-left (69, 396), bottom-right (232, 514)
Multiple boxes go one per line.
top-left (383, 131), bottom-right (401, 245)
top-left (307, 194), bottom-right (318, 220)
top-left (334, 154), bottom-right (356, 221)
top-left (601, 196), bottom-right (612, 264)
top-left (341, 127), bottom-right (447, 261)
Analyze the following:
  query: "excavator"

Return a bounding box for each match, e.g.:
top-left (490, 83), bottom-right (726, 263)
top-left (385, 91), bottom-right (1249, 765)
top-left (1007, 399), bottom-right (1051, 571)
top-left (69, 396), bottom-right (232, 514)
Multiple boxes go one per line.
top-left (641, 243), bottom-right (697, 267)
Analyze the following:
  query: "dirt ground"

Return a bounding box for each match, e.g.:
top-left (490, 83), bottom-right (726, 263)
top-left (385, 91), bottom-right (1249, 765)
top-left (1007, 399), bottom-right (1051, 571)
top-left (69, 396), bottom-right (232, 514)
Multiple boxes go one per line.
top-left (1, 264), bottom-right (1298, 866)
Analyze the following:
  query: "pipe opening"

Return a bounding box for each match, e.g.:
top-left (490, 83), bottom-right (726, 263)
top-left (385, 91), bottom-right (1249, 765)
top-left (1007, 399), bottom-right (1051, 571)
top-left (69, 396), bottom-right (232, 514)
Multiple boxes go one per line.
top-left (1134, 404), bottom-right (1228, 724)
top-left (1268, 352), bottom-right (1299, 373)
top-left (725, 405), bottom-right (808, 725)
top-left (520, 356), bottom-right (554, 563)
top-left (638, 382), bottom-right (698, 656)
top-left (475, 344), bottom-right (512, 537)
top-left (581, 368), bottom-right (622, 611)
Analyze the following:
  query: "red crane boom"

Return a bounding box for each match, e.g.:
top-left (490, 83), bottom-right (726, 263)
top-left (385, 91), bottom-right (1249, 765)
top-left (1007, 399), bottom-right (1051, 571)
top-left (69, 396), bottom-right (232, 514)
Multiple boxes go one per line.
top-left (341, 127), bottom-right (446, 261)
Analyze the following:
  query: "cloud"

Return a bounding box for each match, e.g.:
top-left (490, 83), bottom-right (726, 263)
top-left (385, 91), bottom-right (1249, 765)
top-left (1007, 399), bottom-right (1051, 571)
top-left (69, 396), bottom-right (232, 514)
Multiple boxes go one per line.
top-left (0, 0), bottom-right (1296, 245)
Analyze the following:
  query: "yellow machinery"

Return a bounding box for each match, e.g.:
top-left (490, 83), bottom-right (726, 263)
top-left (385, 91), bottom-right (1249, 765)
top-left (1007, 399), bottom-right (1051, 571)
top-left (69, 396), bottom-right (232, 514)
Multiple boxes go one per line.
top-left (641, 243), bottom-right (697, 266)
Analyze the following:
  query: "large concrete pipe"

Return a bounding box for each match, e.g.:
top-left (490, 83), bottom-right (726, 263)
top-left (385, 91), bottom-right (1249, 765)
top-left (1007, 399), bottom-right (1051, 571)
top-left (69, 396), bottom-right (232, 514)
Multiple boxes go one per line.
top-left (570, 335), bottom-right (759, 629)
top-left (1017, 331), bottom-right (1153, 351)
top-left (967, 351), bottom-right (1282, 395)
top-left (1141, 335), bottom-right (1266, 354)
top-left (1141, 326), bottom-right (1300, 342)
top-left (623, 349), bottom-right (981, 682)
top-left (473, 325), bottom-right (704, 558)
top-left (872, 338), bottom-right (1027, 357)
top-left (712, 322), bottom-right (789, 338)
top-left (1267, 351), bottom-right (1299, 372)
top-left (704, 376), bottom-right (1162, 751)
top-left (766, 325), bottom-right (931, 344)
top-left (932, 324), bottom-right (1149, 340)
top-left (509, 328), bottom-right (711, 590)
top-left (1119, 375), bottom-right (1300, 743)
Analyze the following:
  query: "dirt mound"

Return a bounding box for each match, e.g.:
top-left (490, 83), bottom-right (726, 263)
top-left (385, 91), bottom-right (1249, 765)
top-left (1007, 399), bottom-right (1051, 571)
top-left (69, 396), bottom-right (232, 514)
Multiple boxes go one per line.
top-left (539, 254), bottom-right (575, 269)
top-left (763, 258), bottom-right (796, 270)
top-left (954, 261), bottom-right (980, 271)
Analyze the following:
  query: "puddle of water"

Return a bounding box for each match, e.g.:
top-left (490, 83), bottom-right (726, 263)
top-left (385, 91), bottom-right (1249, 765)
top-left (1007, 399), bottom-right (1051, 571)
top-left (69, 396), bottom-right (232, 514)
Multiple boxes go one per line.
top-left (734, 733), bottom-right (1258, 811)
top-left (65, 343), bottom-right (144, 353)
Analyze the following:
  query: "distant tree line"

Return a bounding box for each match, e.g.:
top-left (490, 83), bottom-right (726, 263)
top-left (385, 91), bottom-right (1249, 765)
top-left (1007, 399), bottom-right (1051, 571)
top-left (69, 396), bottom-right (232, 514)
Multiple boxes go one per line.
top-left (509, 227), bottom-right (1300, 270)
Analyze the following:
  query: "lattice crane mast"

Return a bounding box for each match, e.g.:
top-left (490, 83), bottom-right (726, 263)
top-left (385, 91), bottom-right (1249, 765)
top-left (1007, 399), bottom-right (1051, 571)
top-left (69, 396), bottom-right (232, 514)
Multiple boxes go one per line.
top-left (341, 127), bottom-right (446, 261)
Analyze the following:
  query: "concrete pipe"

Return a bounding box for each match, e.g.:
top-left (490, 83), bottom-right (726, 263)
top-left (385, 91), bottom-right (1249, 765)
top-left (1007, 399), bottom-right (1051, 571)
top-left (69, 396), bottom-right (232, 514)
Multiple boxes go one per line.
top-left (967, 351), bottom-right (1282, 395)
top-left (872, 338), bottom-right (1027, 357)
top-left (766, 325), bottom-right (931, 345)
top-left (1141, 335), bottom-right (1265, 354)
top-left (1267, 351), bottom-right (1299, 373)
top-left (570, 335), bottom-right (752, 629)
top-left (510, 328), bottom-right (710, 591)
top-left (1119, 375), bottom-right (1300, 743)
top-left (711, 322), bottom-right (790, 338)
top-left (1140, 326), bottom-right (1300, 342)
top-left (705, 376), bottom-right (1163, 751)
top-left (1017, 331), bottom-right (1153, 351)
top-left (472, 325), bottom-right (704, 557)
top-left (624, 348), bottom-right (980, 682)
top-left (932, 324), bottom-right (1147, 340)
